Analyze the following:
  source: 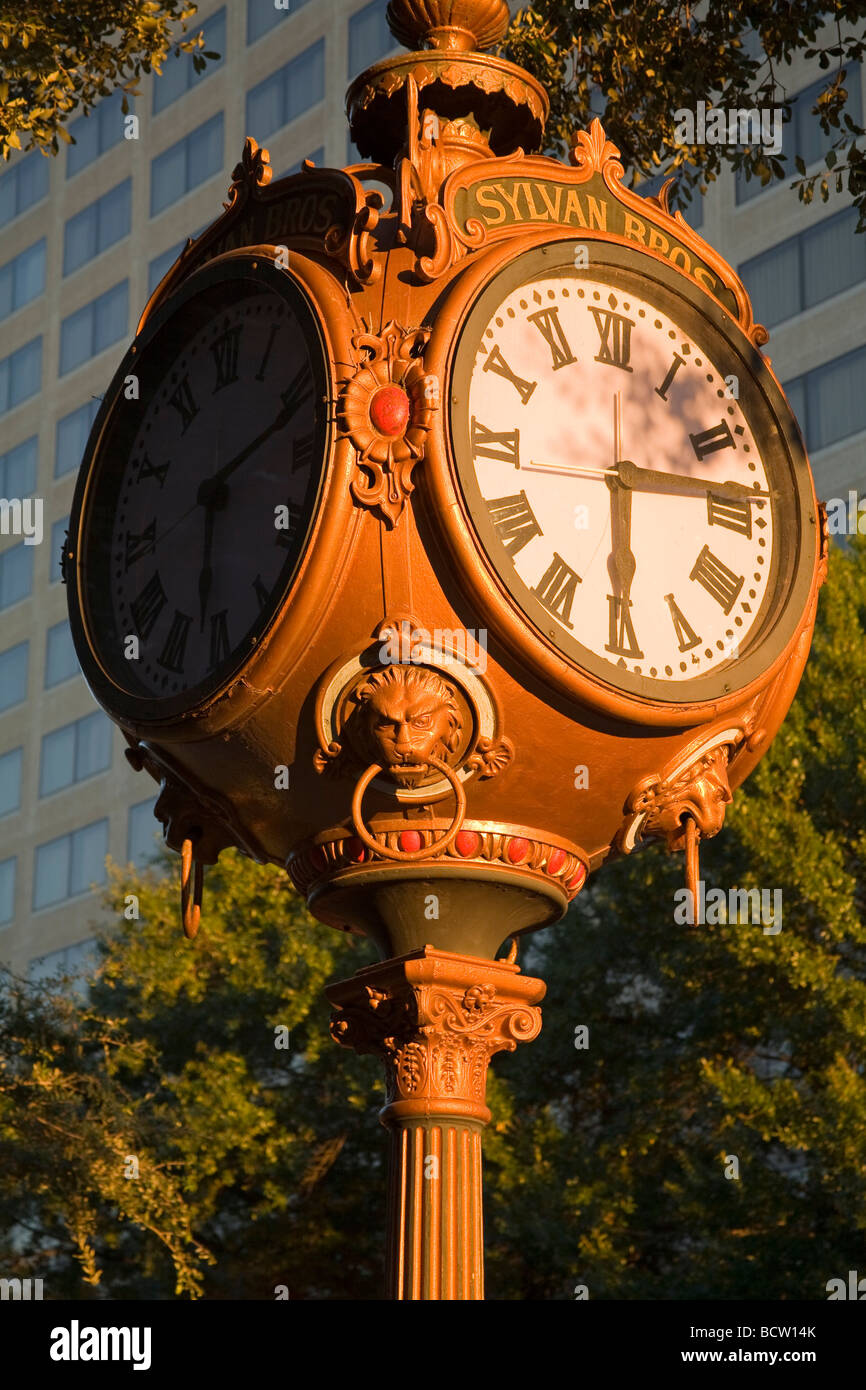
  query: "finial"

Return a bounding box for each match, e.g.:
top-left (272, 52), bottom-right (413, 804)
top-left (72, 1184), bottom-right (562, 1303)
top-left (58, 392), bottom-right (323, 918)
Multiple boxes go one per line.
top-left (386, 0), bottom-right (511, 53)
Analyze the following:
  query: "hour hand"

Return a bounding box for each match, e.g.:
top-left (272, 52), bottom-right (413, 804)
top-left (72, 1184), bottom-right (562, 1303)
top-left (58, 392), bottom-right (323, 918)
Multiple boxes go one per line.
top-left (198, 505), bottom-right (215, 632)
top-left (616, 459), bottom-right (771, 500)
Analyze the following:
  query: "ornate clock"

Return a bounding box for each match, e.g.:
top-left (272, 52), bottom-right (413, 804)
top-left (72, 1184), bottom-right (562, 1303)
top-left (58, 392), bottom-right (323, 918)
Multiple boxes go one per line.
top-left (66, 253), bottom-right (331, 723)
top-left (440, 239), bottom-right (817, 718)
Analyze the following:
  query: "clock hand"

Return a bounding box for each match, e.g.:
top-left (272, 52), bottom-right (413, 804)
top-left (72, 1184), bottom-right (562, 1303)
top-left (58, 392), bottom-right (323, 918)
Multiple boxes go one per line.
top-left (198, 501), bottom-right (216, 633)
top-left (606, 395), bottom-right (637, 643)
top-left (526, 458), bottom-right (773, 501)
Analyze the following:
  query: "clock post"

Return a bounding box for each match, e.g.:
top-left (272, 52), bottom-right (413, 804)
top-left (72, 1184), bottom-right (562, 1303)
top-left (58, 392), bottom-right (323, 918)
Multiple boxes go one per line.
top-left (66, 0), bottom-right (826, 1299)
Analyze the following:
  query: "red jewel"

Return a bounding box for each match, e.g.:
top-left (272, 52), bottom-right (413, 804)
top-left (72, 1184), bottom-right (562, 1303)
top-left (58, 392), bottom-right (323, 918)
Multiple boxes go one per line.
top-left (546, 847), bottom-right (566, 875)
top-left (399, 829), bottom-right (422, 852)
top-left (344, 837), bottom-right (366, 863)
top-left (370, 385), bottom-right (410, 437)
top-left (506, 837), bottom-right (530, 864)
top-left (566, 864), bottom-right (587, 892)
top-left (455, 830), bottom-right (481, 857)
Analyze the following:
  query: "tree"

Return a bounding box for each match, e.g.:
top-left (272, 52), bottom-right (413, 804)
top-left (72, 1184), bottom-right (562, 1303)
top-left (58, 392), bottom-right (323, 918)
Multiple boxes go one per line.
top-left (0, 2), bottom-right (216, 161)
top-left (507, 2), bottom-right (866, 225)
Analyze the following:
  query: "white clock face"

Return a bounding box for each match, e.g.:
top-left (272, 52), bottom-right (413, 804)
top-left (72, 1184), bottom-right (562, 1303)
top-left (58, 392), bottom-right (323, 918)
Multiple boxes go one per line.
top-left (451, 252), bottom-right (793, 700)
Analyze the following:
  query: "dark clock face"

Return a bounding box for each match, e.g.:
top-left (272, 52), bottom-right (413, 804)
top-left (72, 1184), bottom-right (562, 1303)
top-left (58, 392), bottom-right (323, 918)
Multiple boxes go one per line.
top-left (74, 260), bottom-right (329, 711)
top-left (449, 241), bottom-right (814, 704)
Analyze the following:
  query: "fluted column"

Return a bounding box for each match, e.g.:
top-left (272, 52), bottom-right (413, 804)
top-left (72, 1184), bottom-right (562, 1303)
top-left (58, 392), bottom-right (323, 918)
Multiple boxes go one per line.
top-left (327, 945), bottom-right (545, 1300)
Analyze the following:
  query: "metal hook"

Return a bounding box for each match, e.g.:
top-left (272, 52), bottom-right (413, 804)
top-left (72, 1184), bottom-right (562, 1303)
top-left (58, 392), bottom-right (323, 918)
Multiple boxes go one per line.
top-left (181, 837), bottom-right (204, 939)
top-left (684, 814), bottom-right (700, 909)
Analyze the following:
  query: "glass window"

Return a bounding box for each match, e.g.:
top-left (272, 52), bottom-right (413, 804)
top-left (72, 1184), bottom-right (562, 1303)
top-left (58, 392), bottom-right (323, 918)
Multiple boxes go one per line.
top-left (739, 237), bottom-right (801, 329)
top-left (56, 399), bottom-right (100, 477)
top-left (0, 856), bottom-right (15, 925)
top-left (128, 797), bottom-right (160, 867)
top-left (50, 516), bottom-right (70, 584)
top-left (0, 337), bottom-right (42, 415)
top-left (151, 112), bottom-right (224, 216)
top-left (802, 207), bottom-right (866, 310)
top-left (70, 821), bottom-right (109, 897)
top-left (29, 938), bottom-right (98, 994)
top-left (247, 0), bottom-right (312, 45)
top-left (737, 67), bottom-right (863, 204)
top-left (0, 542), bottom-right (33, 610)
top-left (45, 620), bottom-right (79, 687)
top-left (0, 436), bottom-right (37, 497)
top-left (0, 239), bottom-right (46, 321)
top-left (67, 89), bottom-right (131, 178)
top-left (59, 281), bottom-right (128, 376)
top-left (148, 240), bottom-right (185, 293)
top-left (349, 1), bottom-right (395, 76)
top-left (64, 180), bottom-right (131, 275)
top-left (0, 642), bottom-right (28, 712)
top-left (0, 747), bottom-right (22, 818)
top-left (33, 819), bottom-right (109, 909)
top-left (806, 345), bottom-right (866, 452)
top-left (40, 711), bottom-right (112, 797)
top-left (154, 7), bottom-right (226, 113)
top-left (0, 151), bottom-right (49, 229)
top-left (246, 41), bottom-right (324, 141)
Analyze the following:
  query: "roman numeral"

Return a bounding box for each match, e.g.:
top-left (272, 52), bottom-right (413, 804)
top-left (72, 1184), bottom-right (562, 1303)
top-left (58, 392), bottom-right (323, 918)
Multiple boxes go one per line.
top-left (486, 492), bottom-right (543, 557)
top-left (605, 595), bottom-right (643, 659)
top-left (130, 571), bottom-right (167, 640)
top-left (255, 323), bottom-right (279, 381)
top-left (275, 502), bottom-right (302, 548)
top-left (690, 419), bottom-right (735, 460)
top-left (292, 431), bottom-right (315, 474)
top-left (210, 323), bottom-right (241, 391)
top-left (707, 493), bottom-right (752, 537)
top-left (136, 453), bottom-right (170, 488)
top-left (527, 306), bottom-right (577, 371)
top-left (471, 417), bottom-right (519, 466)
top-left (282, 361), bottom-right (313, 419)
top-left (209, 609), bottom-right (230, 668)
top-left (532, 553), bottom-right (580, 629)
top-left (158, 609), bottom-right (192, 673)
top-left (482, 345), bottom-right (537, 404)
top-left (664, 592), bottom-right (701, 652)
top-left (690, 545), bottom-right (744, 615)
top-left (124, 520), bottom-right (156, 570)
top-left (590, 308), bottom-right (634, 372)
top-left (252, 574), bottom-right (270, 610)
top-left (655, 353), bottom-right (686, 402)
top-left (167, 376), bottom-right (199, 433)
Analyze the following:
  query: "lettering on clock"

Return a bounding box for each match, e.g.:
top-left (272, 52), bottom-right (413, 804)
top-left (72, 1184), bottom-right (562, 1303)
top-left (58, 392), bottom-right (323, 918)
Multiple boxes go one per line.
top-left (526, 306), bottom-right (576, 371)
top-left (158, 609), bottom-right (193, 673)
top-left (664, 592), bottom-right (702, 652)
top-left (605, 595), bottom-right (643, 659)
top-left (210, 324), bottom-right (242, 392)
top-left (209, 609), bottom-right (230, 668)
top-left (124, 520), bottom-right (156, 570)
top-left (707, 493), bottom-right (752, 537)
top-left (590, 308), bottom-right (634, 372)
top-left (167, 376), bottom-right (199, 434)
top-left (252, 573), bottom-right (270, 610)
top-left (282, 360), bottom-right (314, 419)
top-left (292, 431), bottom-right (315, 474)
top-left (486, 492), bottom-right (543, 556)
top-left (471, 417), bottom-right (520, 466)
top-left (136, 453), bottom-right (170, 488)
top-left (532, 553), bottom-right (581, 629)
top-left (255, 323), bottom-right (280, 382)
top-left (130, 571), bottom-right (167, 640)
top-left (690, 419), bottom-right (735, 460)
top-left (655, 353), bottom-right (686, 402)
top-left (275, 502), bottom-right (302, 548)
top-left (690, 545), bottom-right (744, 614)
top-left (482, 345), bottom-right (537, 404)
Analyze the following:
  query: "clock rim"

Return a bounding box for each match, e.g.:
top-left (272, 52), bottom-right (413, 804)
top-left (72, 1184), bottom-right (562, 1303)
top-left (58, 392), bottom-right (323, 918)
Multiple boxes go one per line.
top-left (423, 231), bottom-right (821, 728)
top-left (66, 250), bottom-right (351, 732)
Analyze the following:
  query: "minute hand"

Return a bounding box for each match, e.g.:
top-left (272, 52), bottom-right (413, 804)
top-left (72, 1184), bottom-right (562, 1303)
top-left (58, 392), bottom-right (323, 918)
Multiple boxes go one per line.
top-left (616, 459), bottom-right (771, 500)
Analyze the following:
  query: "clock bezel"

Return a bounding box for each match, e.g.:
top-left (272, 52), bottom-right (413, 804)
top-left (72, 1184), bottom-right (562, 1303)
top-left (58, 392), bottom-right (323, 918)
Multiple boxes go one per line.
top-left (423, 233), bottom-right (820, 728)
top-left (66, 251), bottom-right (343, 730)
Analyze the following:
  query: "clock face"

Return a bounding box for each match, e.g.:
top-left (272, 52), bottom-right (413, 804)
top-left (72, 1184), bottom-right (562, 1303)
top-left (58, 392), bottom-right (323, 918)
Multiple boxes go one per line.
top-left (450, 242), bottom-right (811, 704)
top-left (72, 259), bottom-right (329, 713)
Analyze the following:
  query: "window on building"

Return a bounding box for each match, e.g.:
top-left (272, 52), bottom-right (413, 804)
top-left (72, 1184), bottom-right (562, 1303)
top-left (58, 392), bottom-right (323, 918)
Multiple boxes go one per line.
top-left (148, 240), bottom-right (185, 294)
top-left (0, 240), bottom-right (46, 321)
top-left (740, 207), bottom-right (866, 329)
top-left (59, 281), bottom-right (128, 376)
top-left (39, 711), bottom-right (112, 798)
top-left (50, 516), bottom-right (70, 584)
top-left (784, 344), bottom-right (866, 452)
top-left (0, 642), bottom-right (28, 712)
top-left (0, 543), bottom-right (33, 610)
top-left (45, 620), bottom-right (80, 688)
top-left (349, 1), bottom-right (395, 76)
top-left (0, 747), bottom-right (22, 818)
top-left (151, 112), bottom-right (224, 216)
top-left (736, 68), bottom-right (863, 204)
top-left (246, 0), bottom-right (313, 45)
top-left (281, 147), bottom-right (326, 179)
top-left (63, 180), bottom-right (131, 276)
top-left (0, 857), bottom-right (15, 925)
top-left (29, 938), bottom-right (99, 994)
top-left (128, 797), bottom-right (161, 867)
top-left (34, 820), bottom-right (109, 910)
top-left (154, 7), bottom-right (226, 113)
top-left (0, 151), bottom-right (49, 229)
top-left (0, 337), bottom-right (42, 415)
top-left (246, 42), bottom-right (325, 142)
top-left (66, 89), bottom-right (131, 179)
top-left (0, 436), bottom-right (37, 498)
top-left (56, 399), bottom-right (100, 478)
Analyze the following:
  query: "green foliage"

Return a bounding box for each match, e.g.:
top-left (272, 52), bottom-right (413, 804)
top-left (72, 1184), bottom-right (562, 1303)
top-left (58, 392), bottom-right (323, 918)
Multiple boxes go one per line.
top-left (506, 2), bottom-right (866, 227)
top-left (0, 2), bottom-right (215, 161)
